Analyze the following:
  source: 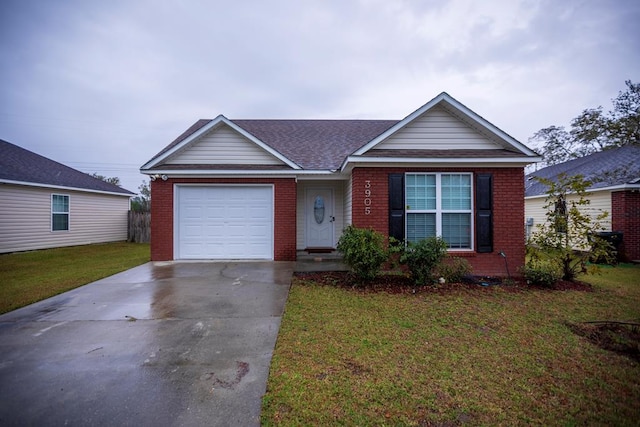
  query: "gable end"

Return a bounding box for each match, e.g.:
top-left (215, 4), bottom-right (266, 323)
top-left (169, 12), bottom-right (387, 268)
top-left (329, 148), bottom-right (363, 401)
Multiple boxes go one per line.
top-left (163, 122), bottom-right (287, 166)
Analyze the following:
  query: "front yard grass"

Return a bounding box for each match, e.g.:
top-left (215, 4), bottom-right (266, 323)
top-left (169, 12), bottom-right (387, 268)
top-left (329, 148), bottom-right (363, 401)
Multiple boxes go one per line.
top-left (262, 264), bottom-right (640, 425)
top-left (0, 242), bottom-right (150, 314)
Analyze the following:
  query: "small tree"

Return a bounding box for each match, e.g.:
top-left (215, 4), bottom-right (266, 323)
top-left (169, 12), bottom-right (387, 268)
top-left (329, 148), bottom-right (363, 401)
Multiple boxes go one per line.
top-left (527, 173), bottom-right (613, 281)
top-left (90, 173), bottom-right (121, 186)
top-left (131, 181), bottom-right (151, 212)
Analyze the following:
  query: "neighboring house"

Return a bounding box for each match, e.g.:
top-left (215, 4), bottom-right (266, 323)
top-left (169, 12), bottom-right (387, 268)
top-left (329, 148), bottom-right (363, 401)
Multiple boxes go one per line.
top-left (525, 145), bottom-right (640, 261)
top-left (0, 139), bottom-right (134, 253)
top-left (141, 92), bottom-right (541, 276)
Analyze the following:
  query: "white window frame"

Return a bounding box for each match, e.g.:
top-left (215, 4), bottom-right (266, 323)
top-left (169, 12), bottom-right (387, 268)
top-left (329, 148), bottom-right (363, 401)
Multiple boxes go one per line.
top-left (405, 172), bottom-right (474, 250)
top-left (51, 194), bottom-right (70, 232)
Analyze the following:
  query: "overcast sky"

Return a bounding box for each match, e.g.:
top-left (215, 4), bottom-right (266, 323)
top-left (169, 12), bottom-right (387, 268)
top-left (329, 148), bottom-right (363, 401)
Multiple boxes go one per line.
top-left (1, 0), bottom-right (638, 193)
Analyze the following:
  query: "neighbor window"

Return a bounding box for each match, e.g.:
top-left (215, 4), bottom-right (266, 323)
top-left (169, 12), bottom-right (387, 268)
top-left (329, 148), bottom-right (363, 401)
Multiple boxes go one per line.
top-left (405, 173), bottom-right (472, 249)
top-left (52, 194), bottom-right (69, 231)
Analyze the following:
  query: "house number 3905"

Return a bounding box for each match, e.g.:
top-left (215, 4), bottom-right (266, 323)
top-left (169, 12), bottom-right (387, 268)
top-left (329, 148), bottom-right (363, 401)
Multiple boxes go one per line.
top-left (364, 180), bottom-right (372, 215)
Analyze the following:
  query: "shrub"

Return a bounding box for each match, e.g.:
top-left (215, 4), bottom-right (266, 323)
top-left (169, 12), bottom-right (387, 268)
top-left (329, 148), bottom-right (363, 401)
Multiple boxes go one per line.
top-left (337, 225), bottom-right (387, 281)
top-left (400, 237), bottom-right (448, 285)
top-left (433, 257), bottom-right (472, 284)
top-left (521, 259), bottom-right (562, 288)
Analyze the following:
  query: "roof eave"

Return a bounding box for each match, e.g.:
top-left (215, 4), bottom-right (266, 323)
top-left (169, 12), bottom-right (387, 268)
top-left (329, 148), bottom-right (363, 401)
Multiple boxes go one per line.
top-left (0, 179), bottom-right (134, 197)
top-left (525, 182), bottom-right (640, 199)
top-left (141, 115), bottom-right (302, 170)
top-left (140, 168), bottom-right (346, 179)
top-left (340, 155), bottom-right (542, 172)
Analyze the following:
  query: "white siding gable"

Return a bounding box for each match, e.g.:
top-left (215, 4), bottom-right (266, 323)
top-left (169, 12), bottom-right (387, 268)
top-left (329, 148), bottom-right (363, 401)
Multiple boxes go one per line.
top-left (375, 106), bottom-right (501, 150)
top-left (164, 123), bottom-right (286, 165)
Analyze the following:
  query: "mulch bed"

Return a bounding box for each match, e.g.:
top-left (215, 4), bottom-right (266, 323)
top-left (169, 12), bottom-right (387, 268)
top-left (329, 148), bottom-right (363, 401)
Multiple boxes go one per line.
top-left (567, 322), bottom-right (640, 363)
top-left (294, 271), bottom-right (593, 294)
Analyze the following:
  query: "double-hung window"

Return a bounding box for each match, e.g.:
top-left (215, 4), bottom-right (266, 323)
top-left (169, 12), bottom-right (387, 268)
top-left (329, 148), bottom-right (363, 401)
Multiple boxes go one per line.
top-left (405, 173), bottom-right (473, 249)
top-left (52, 194), bottom-right (70, 231)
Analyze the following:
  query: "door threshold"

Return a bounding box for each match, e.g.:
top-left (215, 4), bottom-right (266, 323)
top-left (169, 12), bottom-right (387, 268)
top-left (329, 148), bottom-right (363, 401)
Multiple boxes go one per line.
top-left (304, 247), bottom-right (335, 254)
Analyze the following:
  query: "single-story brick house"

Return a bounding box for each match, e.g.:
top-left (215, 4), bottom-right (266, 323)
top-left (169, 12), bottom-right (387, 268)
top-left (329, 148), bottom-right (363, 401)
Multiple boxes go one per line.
top-left (141, 92), bottom-right (541, 276)
top-left (525, 145), bottom-right (640, 262)
top-left (0, 139), bottom-right (134, 253)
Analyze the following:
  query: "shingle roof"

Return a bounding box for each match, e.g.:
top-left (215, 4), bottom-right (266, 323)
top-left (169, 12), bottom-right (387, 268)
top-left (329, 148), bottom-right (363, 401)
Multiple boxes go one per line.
top-left (525, 145), bottom-right (640, 197)
top-left (233, 119), bottom-right (398, 169)
top-left (0, 139), bottom-right (134, 195)
top-left (147, 119), bottom-right (398, 170)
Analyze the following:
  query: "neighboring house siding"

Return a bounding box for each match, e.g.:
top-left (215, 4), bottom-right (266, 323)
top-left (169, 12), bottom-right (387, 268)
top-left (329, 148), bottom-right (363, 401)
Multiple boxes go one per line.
top-left (583, 191), bottom-right (612, 231)
top-left (151, 177), bottom-right (296, 261)
top-left (525, 190), bottom-right (612, 239)
top-left (296, 181), bottom-right (344, 249)
top-left (524, 197), bottom-right (548, 238)
top-left (0, 184), bottom-right (129, 253)
top-left (164, 124), bottom-right (285, 165)
top-left (376, 106), bottom-right (498, 150)
top-left (351, 167), bottom-right (525, 277)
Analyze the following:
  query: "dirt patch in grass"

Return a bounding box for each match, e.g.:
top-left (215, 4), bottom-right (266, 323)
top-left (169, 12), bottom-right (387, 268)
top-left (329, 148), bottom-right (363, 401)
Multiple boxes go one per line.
top-left (568, 322), bottom-right (640, 362)
top-left (294, 271), bottom-right (593, 293)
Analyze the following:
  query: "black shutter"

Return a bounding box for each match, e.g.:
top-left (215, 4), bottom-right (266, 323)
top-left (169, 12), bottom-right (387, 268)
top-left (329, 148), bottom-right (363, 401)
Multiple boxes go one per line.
top-left (389, 174), bottom-right (405, 241)
top-left (476, 173), bottom-right (493, 253)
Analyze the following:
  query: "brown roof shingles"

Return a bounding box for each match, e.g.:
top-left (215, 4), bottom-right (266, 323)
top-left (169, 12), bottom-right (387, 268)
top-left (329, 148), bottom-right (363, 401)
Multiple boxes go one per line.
top-left (232, 120), bottom-right (397, 170)
top-left (147, 119), bottom-right (528, 172)
top-left (147, 119), bottom-right (398, 170)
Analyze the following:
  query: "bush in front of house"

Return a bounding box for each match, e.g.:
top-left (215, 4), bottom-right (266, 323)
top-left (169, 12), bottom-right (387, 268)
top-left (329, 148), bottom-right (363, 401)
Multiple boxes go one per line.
top-left (433, 256), bottom-right (473, 284)
top-left (337, 225), bottom-right (388, 281)
top-left (521, 258), bottom-right (563, 287)
top-left (400, 236), bottom-right (448, 285)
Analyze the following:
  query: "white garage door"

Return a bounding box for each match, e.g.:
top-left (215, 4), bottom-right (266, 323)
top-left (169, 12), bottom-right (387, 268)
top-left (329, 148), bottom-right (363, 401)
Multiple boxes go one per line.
top-left (176, 186), bottom-right (273, 259)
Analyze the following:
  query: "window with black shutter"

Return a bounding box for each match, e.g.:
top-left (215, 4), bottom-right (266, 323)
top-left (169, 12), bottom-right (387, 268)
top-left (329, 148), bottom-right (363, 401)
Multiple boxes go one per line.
top-left (388, 174), bottom-right (404, 241)
top-left (475, 173), bottom-right (493, 253)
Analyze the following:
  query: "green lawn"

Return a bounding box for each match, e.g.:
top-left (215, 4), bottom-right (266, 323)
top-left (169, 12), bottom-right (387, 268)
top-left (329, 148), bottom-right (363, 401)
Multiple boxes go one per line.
top-left (0, 242), bottom-right (150, 314)
top-left (262, 265), bottom-right (640, 425)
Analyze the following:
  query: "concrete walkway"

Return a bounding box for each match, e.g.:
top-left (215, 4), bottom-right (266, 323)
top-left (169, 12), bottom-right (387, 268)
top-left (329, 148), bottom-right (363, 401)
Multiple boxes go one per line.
top-left (0, 261), bottom-right (294, 426)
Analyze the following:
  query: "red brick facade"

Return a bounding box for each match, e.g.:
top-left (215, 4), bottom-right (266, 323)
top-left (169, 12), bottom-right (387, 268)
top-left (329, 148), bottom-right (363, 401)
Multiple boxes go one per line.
top-left (150, 178), bottom-right (297, 261)
top-left (152, 168), bottom-right (528, 276)
top-left (611, 190), bottom-right (640, 261)
top-left (351, 167), bottom-right (526, 277)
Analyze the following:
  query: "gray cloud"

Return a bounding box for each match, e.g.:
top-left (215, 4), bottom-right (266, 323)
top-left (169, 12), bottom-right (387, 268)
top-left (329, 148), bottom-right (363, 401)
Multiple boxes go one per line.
top-left (1, 0), bottom-right (638, 192)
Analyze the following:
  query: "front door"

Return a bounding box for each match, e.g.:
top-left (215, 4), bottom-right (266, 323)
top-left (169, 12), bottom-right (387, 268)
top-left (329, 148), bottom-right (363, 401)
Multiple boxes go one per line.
top-left (306, 188), bottom-right (334, 248)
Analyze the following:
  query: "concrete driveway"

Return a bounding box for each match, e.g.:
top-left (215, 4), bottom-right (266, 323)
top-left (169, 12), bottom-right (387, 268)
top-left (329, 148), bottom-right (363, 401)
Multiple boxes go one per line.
top-left (0, 261), bottom-right (294, 426)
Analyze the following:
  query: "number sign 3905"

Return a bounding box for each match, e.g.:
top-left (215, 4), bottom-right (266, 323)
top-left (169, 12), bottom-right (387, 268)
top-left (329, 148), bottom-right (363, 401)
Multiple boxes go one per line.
top-left (364, 180), bottom-right (372, 215)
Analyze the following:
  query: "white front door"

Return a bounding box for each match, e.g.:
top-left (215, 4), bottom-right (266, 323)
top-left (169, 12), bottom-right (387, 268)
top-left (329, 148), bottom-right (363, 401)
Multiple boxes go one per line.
top-left (306, 188), bottom-right (334, 248)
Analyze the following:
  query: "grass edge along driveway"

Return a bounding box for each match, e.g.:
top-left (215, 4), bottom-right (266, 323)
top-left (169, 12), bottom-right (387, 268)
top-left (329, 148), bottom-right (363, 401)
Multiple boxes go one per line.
top-left (262, 264), bottom-right (640, 426)
top-left (0, 242), bottom-right (150, 314)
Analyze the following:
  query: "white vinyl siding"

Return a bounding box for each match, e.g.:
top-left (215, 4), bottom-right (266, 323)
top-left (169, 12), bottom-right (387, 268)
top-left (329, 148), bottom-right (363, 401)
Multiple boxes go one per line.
top-left (0, 184), bottom-right (130, 253)
top-left (344, 176), bottom-right (353, 227)
top-left (165, 123), bottom-right (285, 165)
top-left (296, 181), bottom-right (344, 250)
top-left (376, 106), bottom-right (499, 150)
top-left (525, 190), bottom-right (612, 238)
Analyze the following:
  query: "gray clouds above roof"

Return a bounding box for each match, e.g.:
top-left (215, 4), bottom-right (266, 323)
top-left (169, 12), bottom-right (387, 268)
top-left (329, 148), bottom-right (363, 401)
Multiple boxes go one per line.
top-left (0, 0), bottom-right (638, 192)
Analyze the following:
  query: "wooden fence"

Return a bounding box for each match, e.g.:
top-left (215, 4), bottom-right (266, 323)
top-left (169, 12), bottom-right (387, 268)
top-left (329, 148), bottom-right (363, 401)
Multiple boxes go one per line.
top-left (128, 211), bottom-right (150, 243)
